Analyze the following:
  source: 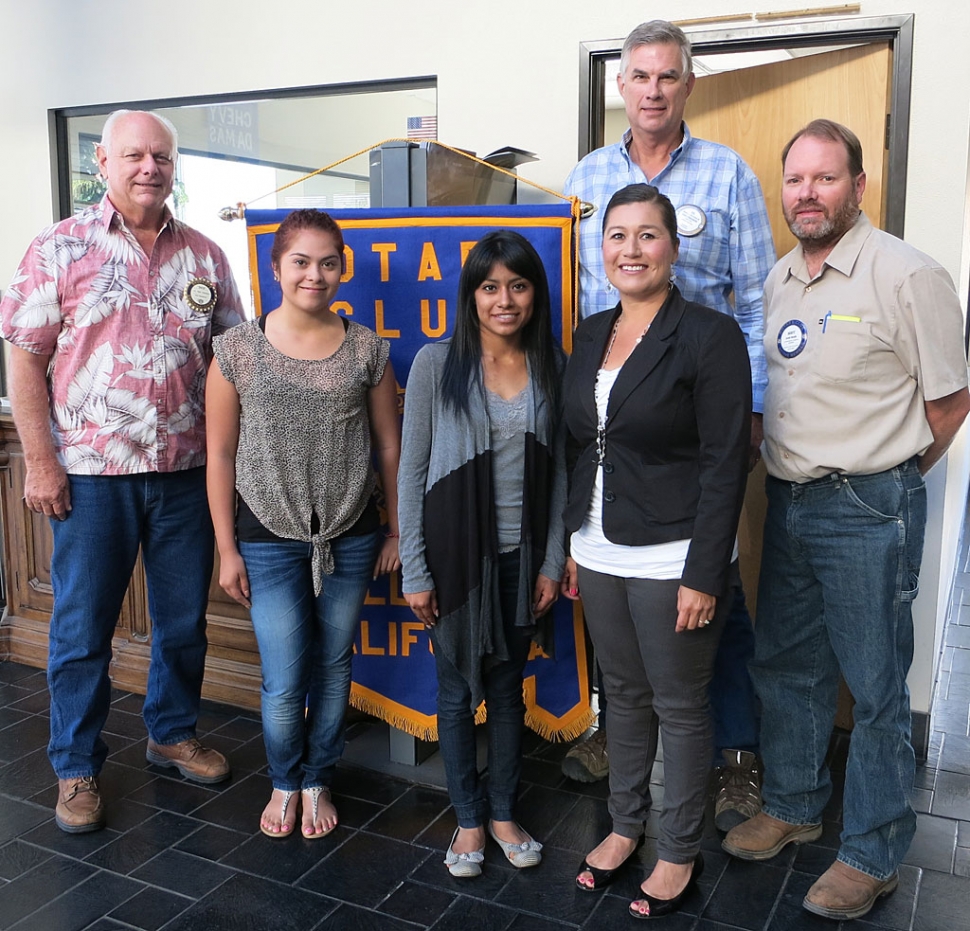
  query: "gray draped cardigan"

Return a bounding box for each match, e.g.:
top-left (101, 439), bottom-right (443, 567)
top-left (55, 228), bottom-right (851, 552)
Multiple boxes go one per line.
top-left (398, 340), bottom-right (567, 711)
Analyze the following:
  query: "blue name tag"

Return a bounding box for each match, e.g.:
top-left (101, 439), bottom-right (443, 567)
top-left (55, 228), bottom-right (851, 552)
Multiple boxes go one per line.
top-left (777, 320), bottom-right (808, 358)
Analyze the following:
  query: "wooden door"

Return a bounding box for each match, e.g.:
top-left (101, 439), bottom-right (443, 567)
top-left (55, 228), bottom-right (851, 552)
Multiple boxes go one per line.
top-left (686, 42), bottom-right (892, 251)
top-left (683, 42), bottom-right (894, 616)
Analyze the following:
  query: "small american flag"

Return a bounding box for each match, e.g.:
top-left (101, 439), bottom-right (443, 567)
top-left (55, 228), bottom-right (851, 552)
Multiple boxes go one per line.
top-left (407, 116), bottom-right (438, 139)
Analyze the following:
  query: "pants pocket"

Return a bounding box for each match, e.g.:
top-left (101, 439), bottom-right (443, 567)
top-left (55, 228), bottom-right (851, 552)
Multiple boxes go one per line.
top-left (901, 483), bottom-right (927, 602)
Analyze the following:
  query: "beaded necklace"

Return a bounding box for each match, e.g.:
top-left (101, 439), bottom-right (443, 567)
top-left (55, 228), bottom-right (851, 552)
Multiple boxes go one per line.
top-left (595, 316), bottom-right (651, 464)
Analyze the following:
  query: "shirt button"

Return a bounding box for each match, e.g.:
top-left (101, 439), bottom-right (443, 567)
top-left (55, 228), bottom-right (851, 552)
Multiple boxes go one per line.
top-left (805, 286), bottom-right (812, 292)
top-left (788, 369), bottom-right (794, 376)
top-left (604, 491), bottom-right (616, 503)
top-left (778, 412), bottom-right (785, 419)
top-left (603, 461), bottom-right (614, 474)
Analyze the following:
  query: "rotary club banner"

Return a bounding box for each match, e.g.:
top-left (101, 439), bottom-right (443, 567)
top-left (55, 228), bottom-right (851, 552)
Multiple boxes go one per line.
top-left (245, 204), bottom-right (593, 740)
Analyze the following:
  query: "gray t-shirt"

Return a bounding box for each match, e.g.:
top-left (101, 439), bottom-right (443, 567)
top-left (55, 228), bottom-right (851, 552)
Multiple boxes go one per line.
top-left (485, 383), bottom-right (531, 552)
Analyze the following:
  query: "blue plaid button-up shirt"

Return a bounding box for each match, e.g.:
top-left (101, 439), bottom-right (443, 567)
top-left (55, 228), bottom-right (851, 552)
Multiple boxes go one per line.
top-left (564, 123), bottom-right (775, 410)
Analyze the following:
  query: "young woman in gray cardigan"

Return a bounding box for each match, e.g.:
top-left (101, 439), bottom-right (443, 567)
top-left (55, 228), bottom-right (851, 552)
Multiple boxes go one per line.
top-left (398, 231), bottom-right (567, 878)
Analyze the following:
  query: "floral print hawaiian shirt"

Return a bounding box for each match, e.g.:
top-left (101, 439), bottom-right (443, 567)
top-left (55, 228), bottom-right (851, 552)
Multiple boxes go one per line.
top-left (0, 197), bottom-right (243, 475)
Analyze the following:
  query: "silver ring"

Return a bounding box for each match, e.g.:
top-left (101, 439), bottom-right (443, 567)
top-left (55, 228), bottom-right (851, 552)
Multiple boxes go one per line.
top-left (700, 619), bottom-right (711, 627)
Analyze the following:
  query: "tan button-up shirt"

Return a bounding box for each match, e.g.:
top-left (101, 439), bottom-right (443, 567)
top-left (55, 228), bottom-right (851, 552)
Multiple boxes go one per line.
top-left (762, 213), bottom-right (968, 483)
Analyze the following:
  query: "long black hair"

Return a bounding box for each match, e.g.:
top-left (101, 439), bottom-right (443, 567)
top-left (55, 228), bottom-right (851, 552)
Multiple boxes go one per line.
top-left (440, 230), bottom-right (561, 417)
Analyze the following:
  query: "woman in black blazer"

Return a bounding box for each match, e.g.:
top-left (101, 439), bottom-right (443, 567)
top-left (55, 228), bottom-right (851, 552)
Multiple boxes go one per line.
top-left (562, 184), bottom-right (750, 919)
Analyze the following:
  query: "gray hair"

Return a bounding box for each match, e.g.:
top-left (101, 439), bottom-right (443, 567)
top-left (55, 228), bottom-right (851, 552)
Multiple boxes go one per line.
top-left (99, 109), bottom-right (179, 156)
top-left (619, 20), bottom-right (693, 78)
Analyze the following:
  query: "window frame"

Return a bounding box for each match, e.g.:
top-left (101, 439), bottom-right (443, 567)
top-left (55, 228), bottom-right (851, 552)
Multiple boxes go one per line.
top-left (52, 74), bottom-right (437, 221)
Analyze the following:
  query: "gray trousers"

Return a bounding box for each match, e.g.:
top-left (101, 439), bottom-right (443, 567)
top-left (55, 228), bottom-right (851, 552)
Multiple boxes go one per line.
top-left (576, 566), bottom-right (726, 863)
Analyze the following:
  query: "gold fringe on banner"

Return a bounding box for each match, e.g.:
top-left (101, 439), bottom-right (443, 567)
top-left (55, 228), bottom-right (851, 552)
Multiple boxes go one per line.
top-left (347, 692), bottom-right (595, 743)
top-left (349, 691), bottom-right (488, 742)
top-left (526, 706), bottom-right (597, 743)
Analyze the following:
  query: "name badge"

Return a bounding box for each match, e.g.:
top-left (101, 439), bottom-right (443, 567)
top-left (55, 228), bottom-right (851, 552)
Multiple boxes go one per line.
top-left (183, 278), bottom-right (217, 313)
top-left (777, 320), bottom-right (808, 358)
top-left (676, 204), bottom-right (707, 237)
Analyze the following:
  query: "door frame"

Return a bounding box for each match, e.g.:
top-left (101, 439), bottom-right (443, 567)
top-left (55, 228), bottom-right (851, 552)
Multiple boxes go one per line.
top-left (578, 14), bottom-right (914, 237)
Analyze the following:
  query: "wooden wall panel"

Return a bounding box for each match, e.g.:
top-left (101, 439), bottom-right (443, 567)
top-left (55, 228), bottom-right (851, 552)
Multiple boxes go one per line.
top-left (0, 415), bottom-right (263, 711)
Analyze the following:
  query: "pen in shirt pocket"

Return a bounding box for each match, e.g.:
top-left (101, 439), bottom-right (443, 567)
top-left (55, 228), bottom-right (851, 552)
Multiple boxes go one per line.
top-left (821, 311), bottom-right (862, 333)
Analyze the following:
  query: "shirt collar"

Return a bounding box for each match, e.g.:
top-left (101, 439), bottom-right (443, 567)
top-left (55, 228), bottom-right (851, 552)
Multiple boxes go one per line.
top-left (621, 121), bottom-right (692, 170)
top-left (784, 211), bottom-right (873, 283)
top-left (101, 194), bottom-right (175, 235)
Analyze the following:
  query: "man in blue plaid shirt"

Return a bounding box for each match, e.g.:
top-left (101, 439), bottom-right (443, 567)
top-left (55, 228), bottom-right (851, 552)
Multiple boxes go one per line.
top-left (562, 20), bottom-right (775, 837)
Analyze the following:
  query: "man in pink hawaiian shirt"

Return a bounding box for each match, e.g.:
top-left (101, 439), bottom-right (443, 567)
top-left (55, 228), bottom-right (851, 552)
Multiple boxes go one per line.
top-left (0, 110), bottom-right (243, 833)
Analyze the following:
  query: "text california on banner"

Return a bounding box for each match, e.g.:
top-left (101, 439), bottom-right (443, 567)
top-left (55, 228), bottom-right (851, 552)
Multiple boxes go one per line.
top-left (246, 204), bottom-right (593, 741)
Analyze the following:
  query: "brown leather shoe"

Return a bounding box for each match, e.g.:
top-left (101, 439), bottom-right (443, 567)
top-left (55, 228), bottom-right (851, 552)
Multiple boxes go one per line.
top-left (803, 860), bottom-right (898, 920)
top-left (146, 738), bottom-right (230, 784)
top-left (722, 811), bottom-right (822, 861)
top-left (55, 776), bottom-right (105, 833)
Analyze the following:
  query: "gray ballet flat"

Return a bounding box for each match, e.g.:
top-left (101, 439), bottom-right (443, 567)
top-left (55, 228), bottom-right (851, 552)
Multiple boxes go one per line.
top-left (444, 827), bottom-right (485, 877)
top-left (488, 822), bottom-right (543, 868)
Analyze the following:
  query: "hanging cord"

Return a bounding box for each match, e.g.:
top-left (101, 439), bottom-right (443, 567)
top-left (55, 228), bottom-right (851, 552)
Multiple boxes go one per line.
top-left (233, 137), bottom-right (572, 209)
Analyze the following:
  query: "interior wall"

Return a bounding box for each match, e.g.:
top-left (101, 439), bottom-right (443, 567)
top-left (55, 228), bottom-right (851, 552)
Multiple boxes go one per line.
top-left (0, 0), bottom-right (576, 274)
top-left (1, 0), bottom-right (969, 715)
top-left (2, 0), bottom-right (968, 285)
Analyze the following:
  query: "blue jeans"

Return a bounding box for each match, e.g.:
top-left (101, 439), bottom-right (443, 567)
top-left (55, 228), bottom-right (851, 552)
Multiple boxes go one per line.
top-left (48, 469), bottom-right (214, 778)
top-left (431, 551), bottom-right (531, 827)
top-left (240, 531), bottom-right (379, 792)
top-left (710, 581), bottom-right (760, 755)
top-left (751, 462), bottom-right (925, 880)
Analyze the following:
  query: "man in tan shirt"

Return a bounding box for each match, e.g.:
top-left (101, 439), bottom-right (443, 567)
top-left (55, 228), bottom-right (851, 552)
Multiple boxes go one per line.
top-left (722, 120), bottom-right (969, 921)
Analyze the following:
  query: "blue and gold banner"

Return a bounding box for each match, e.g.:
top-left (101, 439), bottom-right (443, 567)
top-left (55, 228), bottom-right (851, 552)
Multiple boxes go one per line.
top-left (246, 204), bottom-right (592, 741)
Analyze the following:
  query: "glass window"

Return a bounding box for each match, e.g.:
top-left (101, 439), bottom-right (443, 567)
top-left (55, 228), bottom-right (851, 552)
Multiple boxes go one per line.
top-left (57, 79), bottom-right (436, 316)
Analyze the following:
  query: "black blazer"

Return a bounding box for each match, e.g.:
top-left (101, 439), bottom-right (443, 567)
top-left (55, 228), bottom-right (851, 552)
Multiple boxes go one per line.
top-left (563, 287), bottom-right (751, 596)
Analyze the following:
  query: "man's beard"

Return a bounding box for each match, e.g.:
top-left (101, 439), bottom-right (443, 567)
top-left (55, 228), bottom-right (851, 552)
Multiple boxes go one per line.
top-left (785, 195), bottom-right (859, 246)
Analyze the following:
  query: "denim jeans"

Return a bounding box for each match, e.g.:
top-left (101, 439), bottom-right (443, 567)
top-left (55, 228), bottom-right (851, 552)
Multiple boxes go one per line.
top-left (751, 461), bottom-right (925, 880)
top-left (431, 550), bottom-right (531, 827)
top-left (240, 531), bottom-right (379, 792)
top-left (710, 581), bottom-right (760, 755)
top-left (48, 469), bottom-right (214, 778)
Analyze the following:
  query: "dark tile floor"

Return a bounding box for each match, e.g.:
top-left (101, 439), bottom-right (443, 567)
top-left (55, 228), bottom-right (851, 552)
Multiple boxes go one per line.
top-left (2, 542), bottom-right (970, 930)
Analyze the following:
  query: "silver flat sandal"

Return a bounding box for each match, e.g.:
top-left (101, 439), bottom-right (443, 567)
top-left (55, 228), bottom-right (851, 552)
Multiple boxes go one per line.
top-left (259, 789), bottom-right (296, 838)
top-left (301, 786), bottom-right (336, 839)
